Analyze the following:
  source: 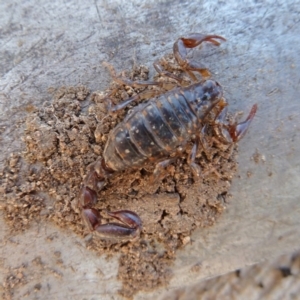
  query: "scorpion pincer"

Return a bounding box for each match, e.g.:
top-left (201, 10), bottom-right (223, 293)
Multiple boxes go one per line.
top-left (78, 33), bottom-right (257, 241)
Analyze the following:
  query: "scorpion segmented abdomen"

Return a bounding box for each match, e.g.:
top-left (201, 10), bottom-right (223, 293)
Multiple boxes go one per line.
top-left (103, 86), bottom-right (209, 171)
top-left (141, 102), bottom-right (180, 151)
top-left (166, 91), bottom-right (199, 134)
top-left (156, 96), bottom-right (187, 141)
top-left (127, 110), bottom-right (168, 159)
top-left (103, 130), bottom-right (134, 171)
top-left (103, 107), bottom-right (169, 171)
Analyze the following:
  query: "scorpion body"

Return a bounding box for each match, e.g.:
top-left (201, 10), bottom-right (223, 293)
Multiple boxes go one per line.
top-left (104, 81), bottom-right (222, 172)
top-left (78, 33), bottom-right (257, 241)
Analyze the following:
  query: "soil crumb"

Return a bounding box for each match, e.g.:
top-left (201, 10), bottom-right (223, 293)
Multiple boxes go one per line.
top-left (0, 55), bottom-right (239, 298)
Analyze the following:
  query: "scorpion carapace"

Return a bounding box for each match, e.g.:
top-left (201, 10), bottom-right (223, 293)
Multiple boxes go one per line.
top-left (78, 33), bottom-right (257, 241)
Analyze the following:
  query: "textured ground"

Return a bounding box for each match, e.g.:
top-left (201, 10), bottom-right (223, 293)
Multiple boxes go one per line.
top-left (164, 250), bottom-right (300, 300)
top-left (0, 0), bottom-right (300, 299)
top-left (1, 59), bottom-right (240, 298)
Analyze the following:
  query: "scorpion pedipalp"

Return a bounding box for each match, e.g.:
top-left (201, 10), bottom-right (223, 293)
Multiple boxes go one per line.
top-left (79, 157), bottom-right (142, 240)
top-left (83, 208), bottom-right (142, 240)
top-left (213, 103), bottom-right (258, 143)
top-left (229, 104), bottom-right (258, 142)
top-left (173, 33), bottom-right (227, 80)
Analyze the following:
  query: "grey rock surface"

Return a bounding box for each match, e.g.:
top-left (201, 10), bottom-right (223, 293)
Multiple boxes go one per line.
top-left (0, 0), bottom-right (299, 299)
top-left (163, 250), bottom-right (300, 300)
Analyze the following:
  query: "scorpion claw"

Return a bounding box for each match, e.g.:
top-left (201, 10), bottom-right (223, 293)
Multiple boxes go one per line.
top-left (181, 34), bottom-right (226, 48)
top-left (79, 158), bottom-right (142, 241)
top-left (79, 186), bottom-right (98, 207)
top-left (81, 208), bottom-right (101, 231)
top-left (173, 33), bottom-right (226, 81)
top-left (94, 223), bottom-right (140, 240)
top-left (94, 210), bottom-right (142, 240)
top-left (229, 104), bottom-right (258, 142)
top-left (107, 210), bottom-right (142, 229)
top-left (81, 207), bottom-right (142, 240)
top-left (213, 104), bottom-right (258, 143)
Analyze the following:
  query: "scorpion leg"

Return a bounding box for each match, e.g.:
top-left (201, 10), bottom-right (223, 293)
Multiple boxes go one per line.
top-left (103, 62), bottom-right (175, 112)
top-left (107, 89), bottom-right (161, 112)
top-left (79, 158), bottom-right (142, 240)
top-left (214, 103), bottom-right (258, 143)
top-left (153, 59), bottom-right (184, 84)
top-left (173, 33), bottom-right (226, 80)
top-left (103, 62), bottom-right (166, 88)
top-left (150, 158), bottom-right (175, 184)
top-left (187, 136), bottom-right (202, 177)
top-left (188, 134), bottom-right (224, 179)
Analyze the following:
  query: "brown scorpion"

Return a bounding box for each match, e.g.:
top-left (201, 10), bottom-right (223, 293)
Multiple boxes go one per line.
top-left (78, 33), bottom-right (257, 241)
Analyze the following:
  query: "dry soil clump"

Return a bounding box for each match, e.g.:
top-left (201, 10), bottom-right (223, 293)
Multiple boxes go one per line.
top-left (1, 57), bottom-right (239, 298)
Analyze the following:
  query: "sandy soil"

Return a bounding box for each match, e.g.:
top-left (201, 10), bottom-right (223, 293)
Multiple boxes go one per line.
top-left (0, 53), bottom-right (240, 298)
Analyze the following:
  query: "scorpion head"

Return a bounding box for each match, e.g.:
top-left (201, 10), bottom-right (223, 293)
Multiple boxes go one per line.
top-left (188, 80), bottom-right (223, 119)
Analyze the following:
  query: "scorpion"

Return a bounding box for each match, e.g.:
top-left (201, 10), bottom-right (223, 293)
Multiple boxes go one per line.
top-left (78, 33), bottom-right (257, 241)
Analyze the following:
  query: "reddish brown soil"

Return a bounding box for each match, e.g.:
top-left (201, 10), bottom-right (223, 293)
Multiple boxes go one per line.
top-left (0, 57), bottom-right (239, 298)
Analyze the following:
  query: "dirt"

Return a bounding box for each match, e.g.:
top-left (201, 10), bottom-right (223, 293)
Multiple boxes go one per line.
top-left (1, 255), bottom-right (64, 299)
top-left (0, 54), bottom-right (240, 298)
